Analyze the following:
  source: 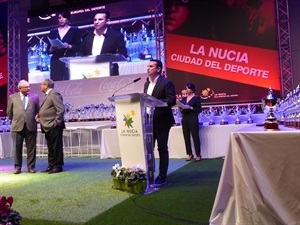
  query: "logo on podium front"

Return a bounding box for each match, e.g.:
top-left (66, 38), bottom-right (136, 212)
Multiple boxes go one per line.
top-left (120, 109), bottom-right (141, 137)
top-left (123, 109), bottom-right (136, 128)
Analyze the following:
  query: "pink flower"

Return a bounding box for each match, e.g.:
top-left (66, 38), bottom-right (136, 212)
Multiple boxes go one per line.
top-left (0, 196), bottom-right (13, 217)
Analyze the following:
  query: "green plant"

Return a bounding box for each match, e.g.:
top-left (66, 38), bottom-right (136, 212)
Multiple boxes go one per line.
top-left (0, 196), bottom-right (22, 225)
top-left (111, 164), bottom-right (147, 186)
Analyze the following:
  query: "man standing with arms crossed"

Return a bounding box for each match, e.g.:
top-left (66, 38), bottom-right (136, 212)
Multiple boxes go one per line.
top-left (36, 79), bottom-right (65, 174)
top-left (144, 59), bottom-right (176, 187)
top-left (7, 80), bottom-right (40, 174)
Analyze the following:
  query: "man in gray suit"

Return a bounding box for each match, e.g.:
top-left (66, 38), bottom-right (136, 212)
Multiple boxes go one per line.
top-left (36, 79), bottom-right (65, 174)
top-left (7, 80), bottom-right (40, 174)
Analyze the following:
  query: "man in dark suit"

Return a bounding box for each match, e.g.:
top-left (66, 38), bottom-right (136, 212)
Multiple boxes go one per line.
top-left (7, 80), bottom-right (40, 174)
top-left (77, 9), bottom-right (128, 75)
top-left (144, 59), bottom-right (176, 187)
top-left (36, 79), bottom-right (65, 174)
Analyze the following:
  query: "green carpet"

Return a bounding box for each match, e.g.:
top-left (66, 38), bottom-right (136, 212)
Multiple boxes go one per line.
top-left (0, 157), bottom-right (223, 225)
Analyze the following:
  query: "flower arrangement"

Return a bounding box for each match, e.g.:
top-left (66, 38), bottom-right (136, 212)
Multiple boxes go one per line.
top-left (0, 196), bottom-right (22, 225)
top-left (111, 164), bottom-right (147, 186)
top-left (111, 164), bottom-right (147, 194)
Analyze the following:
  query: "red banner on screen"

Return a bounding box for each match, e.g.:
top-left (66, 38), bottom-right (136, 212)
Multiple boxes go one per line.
top-left (0, 56), bottom-right (7, 87)
top-left (166, 34), bottom-right (280, 90)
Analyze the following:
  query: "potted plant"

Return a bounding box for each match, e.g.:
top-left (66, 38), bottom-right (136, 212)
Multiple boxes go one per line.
top-left (111, 164), bottom-right (147, 194)
top-left (0, 196), bottom-right (22, 225)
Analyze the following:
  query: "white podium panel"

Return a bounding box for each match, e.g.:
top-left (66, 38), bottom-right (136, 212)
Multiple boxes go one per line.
top-left (114, 97), bottom-right (146, 169)
top-left (69, 57), bottom-right (110, 80)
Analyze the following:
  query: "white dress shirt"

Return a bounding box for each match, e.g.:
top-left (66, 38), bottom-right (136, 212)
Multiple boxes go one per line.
top-left (92, 28), bottom-right (107, 56)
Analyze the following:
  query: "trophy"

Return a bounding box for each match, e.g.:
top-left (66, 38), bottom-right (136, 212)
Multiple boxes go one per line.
top-left (263, 87), bottom-right (279, 130)
top-left (172, 107), bottom-right (181, 126)
top-left (94, 104), bottom-right (100, 121)
top-left (108, 103), bottom-right (117, 128)
top-left (84, 104), bottom-right (92, 121)
top-left (64, 101), bottom-right (73, 122)
top-left (234, 105), bottom-right (242, 124)
top-left (36, 39), bottom-right (49, 71)
top-left (219, 105), bottom-right (229, 125)
top-left (208, 106), bottom-right (216, 125)
top-left (198, 112), bottom-right (203, 126)
top-left (76, 106), bottom-right (85, 122)
top-left (246, 103), bottom-right (255, 124)
top-left (70, 109), bottom-right (77, 122)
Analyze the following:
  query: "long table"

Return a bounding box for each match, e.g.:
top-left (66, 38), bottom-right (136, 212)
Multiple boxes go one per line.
top-left (100, 123), bottom-right (254, 159)
top-left (0, 121), bottom-right (112, 159)
top-left (209, 126), bottom-right (300, 224)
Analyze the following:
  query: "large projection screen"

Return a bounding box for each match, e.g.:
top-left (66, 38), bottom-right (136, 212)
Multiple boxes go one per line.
top-left (164, 0), bottom-right (280, 105)
top-left (27, 0), bottom-right (157, 84)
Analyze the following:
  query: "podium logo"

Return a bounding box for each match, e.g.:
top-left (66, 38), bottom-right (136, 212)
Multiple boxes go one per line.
top-left (123, 109), bottom-right (135, 128)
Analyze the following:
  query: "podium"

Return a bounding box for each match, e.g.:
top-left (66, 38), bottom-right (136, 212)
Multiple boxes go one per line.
top-left (60, 54), bottom-right (127, 79)
top-left (108, 93), bottom-right (167, 194)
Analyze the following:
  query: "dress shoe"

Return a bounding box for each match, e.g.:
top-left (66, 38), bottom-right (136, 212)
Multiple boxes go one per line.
top-left (14, 169), bottom-right (21, 174)
top-left (186, 155), bottom-right (194, 161)
top-left (153, 176), bottom-right (166, 187)
top-left (41, 167), bottom-right (53, 173)
top-left (28, 169), bottom-right (36, 173)
top-left (195, 155), bottom-right (202, 162)
top-left (48, 167), bottom-right (63, 174)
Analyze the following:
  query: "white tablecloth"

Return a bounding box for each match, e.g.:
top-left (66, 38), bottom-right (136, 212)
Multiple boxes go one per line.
top-left (209, 126), bottom-right (300, 224)
top-left (0, 132), bottom-right (12, 159)
top-left (100, 123), bottom-right (254, 159)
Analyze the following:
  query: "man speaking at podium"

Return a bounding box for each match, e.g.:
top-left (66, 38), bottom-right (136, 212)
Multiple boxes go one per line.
top-left (77, 9), bottom-right (128, 76)
top-left (144, 59), bottom-right (176, 187)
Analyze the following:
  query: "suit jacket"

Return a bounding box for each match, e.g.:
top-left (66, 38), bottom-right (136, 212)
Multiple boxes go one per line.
top-left (7, 92), bottom-right (40, 132)
top-left (77, 28), bottom-right (128, 58)
top-left (144, 75), bottom-right (176, 129)
top-left (181, 96), bottom-right (202, 115)
top-left (39, 89), bottom-right (65, 132)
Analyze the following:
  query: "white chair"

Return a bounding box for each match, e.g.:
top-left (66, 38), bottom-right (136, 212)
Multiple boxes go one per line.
top-left (36, 131), bottom-right (47, 158)
top-left (95, 124), bottom-right (112, 158)
top-left (63, 129), bottom-right (74, 157)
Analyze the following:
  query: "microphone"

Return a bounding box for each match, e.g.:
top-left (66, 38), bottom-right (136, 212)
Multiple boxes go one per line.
top-left (112, 77), bottom-right (141, 97)
top-left (133, 77), bottom-right (141, 83)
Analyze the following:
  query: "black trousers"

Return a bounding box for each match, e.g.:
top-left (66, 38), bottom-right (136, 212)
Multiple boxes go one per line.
top-left (182, 113), bottom-right (201, 156)
top-left (13, 124), bottom-right (37, 170)
top-left (153, 127), bottom-right (171, 179)
top-left (44, 126), bottom-right (64, 168)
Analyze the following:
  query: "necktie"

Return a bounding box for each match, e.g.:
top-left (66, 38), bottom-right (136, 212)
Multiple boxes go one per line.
top-left (22, 96), bottom-right (26, 108)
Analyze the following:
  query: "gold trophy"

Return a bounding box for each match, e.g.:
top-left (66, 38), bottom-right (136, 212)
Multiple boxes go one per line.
top-left (263, 87), bottom-right (279, 130)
